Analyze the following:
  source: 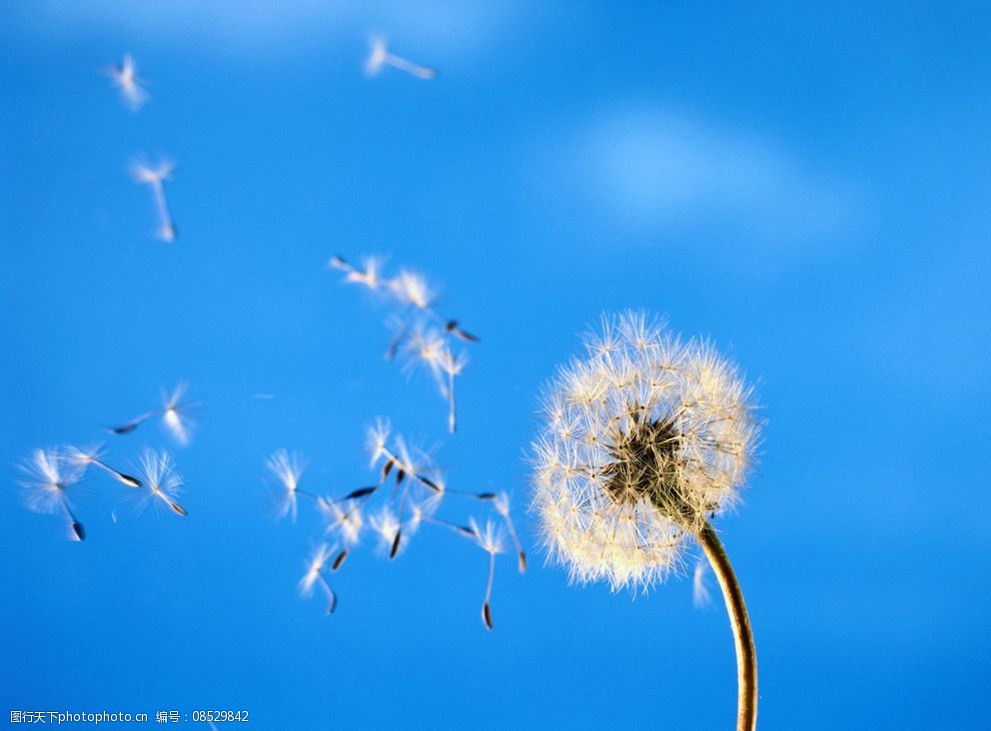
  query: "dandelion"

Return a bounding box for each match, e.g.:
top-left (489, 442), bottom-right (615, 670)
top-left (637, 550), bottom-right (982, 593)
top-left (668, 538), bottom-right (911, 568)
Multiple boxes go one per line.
top-left (530, 311), bottom-right (760, 730)
top-left (299, 543), bottom-right (337, 614)
top-left (133, 449), bottom-right (187, 516)
top-left (365, 37), bottom-right (437, 80)
top-left (470, 518), bottom-right (505, 630)
top-left (265, 449), bottom-right (312, 522)
top-left (68, 444), bottom-right (142, 488)
top-left (132, 157), bottom-right (177, 241)
top-left (107, 54), bottom-right (149, 111)
top-left (19, 448), bottom-right (87, 540)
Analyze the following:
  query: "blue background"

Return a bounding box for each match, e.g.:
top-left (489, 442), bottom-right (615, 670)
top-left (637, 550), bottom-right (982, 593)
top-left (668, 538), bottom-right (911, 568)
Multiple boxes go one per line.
top-left (2, 2), bottom-right (989, 729)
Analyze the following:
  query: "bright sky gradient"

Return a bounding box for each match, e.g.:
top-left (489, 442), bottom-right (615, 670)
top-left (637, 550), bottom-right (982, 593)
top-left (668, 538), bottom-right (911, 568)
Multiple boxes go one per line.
top-left (1, 2), bottom-right (989, 729)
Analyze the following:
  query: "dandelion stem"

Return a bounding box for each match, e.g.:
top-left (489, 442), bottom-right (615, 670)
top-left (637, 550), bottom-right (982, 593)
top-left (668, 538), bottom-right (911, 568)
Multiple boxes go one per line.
top-left (697, 521), bottom-right (757, 731)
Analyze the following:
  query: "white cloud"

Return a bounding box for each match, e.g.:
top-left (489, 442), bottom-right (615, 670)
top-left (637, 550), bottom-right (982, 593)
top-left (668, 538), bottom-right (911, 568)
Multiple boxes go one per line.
top-left (15, 0), bottom-right (521, 60)
top-left (568, 106), bottom-right (864, 244)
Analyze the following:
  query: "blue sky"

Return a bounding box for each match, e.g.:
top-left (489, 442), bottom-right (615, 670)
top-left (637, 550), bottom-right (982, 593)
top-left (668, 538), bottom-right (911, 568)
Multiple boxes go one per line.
top-left (1, 2), bottom-right (989, 728)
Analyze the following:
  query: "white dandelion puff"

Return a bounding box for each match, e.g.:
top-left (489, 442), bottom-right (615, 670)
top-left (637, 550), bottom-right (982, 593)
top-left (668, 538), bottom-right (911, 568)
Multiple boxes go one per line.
top-left (107, 54), bottom-right (149, 111)
top-left (530, 311), bottom-right (761, 730)
top-left (132, 157), bottom-right (177, 241)
top-left (265, 449), bottom-right (310, 522)
top-left (133, 448), bottom-right (187, 516)
top-left (299, 543), bottom-right (337, 614)
top-left (365, 37), bottom-right (437, 80)
top-left (19, 448), bottom-right (87, 540)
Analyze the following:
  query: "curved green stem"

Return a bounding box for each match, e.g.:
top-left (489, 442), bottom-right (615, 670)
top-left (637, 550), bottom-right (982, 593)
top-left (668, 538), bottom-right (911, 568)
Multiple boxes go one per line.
top-left (697, 521), bottom-right (758, 731)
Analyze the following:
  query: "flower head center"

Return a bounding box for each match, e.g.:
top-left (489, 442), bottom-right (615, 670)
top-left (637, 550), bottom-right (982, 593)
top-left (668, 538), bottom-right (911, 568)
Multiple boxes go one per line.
top-left (603, 415), bottom-right (688, 517)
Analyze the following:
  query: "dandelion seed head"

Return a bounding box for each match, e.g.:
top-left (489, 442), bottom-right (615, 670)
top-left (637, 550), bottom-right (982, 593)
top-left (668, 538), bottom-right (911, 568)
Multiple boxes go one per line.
top-left (530, 311), bottom-right (759, 591)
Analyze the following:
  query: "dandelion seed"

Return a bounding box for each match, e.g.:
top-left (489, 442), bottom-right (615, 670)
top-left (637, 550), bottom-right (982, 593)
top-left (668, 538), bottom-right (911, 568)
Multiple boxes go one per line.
top-left (389, 270), bottom-right (436, 311)
top-left (160, 383), bottom-right (194, 445)
top-left (419, 509), bottom-right (475, 540)
top-left (107, 54), bottom-right (149, 111)
top-left (402, 327), bottom-right (466, 433)
top-left (68, 444), bottom-right (142, 488)
top-left (530, 311), bottom-right (761, 730)
top-left (18, 448), bottom-right (87, 540)
top-left (319, 497), bottom-right (364, 548)
top-left (132, 157), bottom-right (177, 241)
top-left (108, 411), bottom-right (156, 435)
top-left (366, 418), bottom-right (392, 468)
top-left (133, 449), bottom-right (187, 516)
top-left (343, 486), bottom-right (378, 500)
top-left (693, 560), bottom-right (712, 608)
top-left (470, 518), bottom-right (505, 631)
top-left (366, 424), bottom-right (438, 493)
top-left (445, 320), bottom-right (479, 343)
top-left (493, 492), bottom-right (527, 573)
top-left (329, 254), bottom-right (388, 291)
top-left (265, 449), bottom-right (311, 522)
top-left (369, 506), bottom-right (401, 557)
top-left (299, 543), bottom-right (337, 614)
top-left (365, 37), bottom-right (437, 80)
